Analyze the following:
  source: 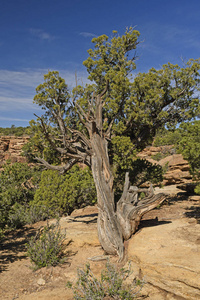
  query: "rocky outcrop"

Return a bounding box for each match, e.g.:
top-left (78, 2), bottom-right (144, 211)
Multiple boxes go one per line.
top-left (162, 154), bottom-right (192, 185)
top-left (0, 136), bottom-right (29, 167)
top-left (138, 146), bottom-right (193, 186)
top-left (138, 145), bottom-right (176, 158)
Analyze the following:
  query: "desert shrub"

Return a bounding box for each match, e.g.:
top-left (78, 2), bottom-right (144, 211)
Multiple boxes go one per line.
top-left (67, 260), bottom-right (143, 300)
top-left (154, 128), bottom-right (182, 146)
top-left (26, 203), bottom-right (54, 224)
top-left (194, 184), bottom-right (200, 195)
top-left (7, 203), bottom-right (52, 229)
top-left (7, 203), bottom-right (27, 229)
top-left (151, 152), bottom-right (164, 161)
top-left (0, 162), bottom-right (41, 231)
top-left (0, 126), bottom-right (30, 136)
top-left (130, 159), bottom-right (163, 186)
top-left (26, 220), bottom-right (66, 270)
top-left (176, 121), bottom-right (200, 179)
top-left (33, 165), bottom-right (97, 215)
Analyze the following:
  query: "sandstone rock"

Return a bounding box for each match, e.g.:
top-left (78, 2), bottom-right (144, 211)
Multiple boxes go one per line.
top-left (168, 154), bottom-right (190, 171)
top-left (0, 136), bottom-right (29, 166)
top-left (189, 195), bottom-right (200, 201)
top-left (128, 218), bottom-right (200, 299)
top-left (138, 147), bottom-right (193, 186)
top-left (154, 185), bottom-right (183, 195)
top-left (49, 206), bottom-right (100, 249)
top-left (158, 155), bottom-right (174, 167)
top-left (163, 169), bottom-right (192, 185)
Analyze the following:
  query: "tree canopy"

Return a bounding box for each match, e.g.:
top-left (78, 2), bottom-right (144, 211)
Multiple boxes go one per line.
top-left (29, 28), bottom-right (200, 169)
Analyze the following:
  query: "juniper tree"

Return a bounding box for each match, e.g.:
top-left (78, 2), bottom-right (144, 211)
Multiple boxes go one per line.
top-left (28, 28), bottom-right (200, 260)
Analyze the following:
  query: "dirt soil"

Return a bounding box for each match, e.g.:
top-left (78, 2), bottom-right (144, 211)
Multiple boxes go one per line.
top-left (0, 191), bottom-right (200, 300)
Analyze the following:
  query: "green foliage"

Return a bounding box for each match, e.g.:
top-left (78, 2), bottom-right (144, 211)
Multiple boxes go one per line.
top-left (67, 260), bottom-right (143, 300)
top-left (26, 220), bottom-right (66, 270)
top-left (33, 165), bottom-right (97, 215)
top-left (130, 60), bottom-right (200, 127)
top-left (0, 162), bottom-right (41, 231)
top-left (194, 184), bottom-right (200, 195)
top-left (7, 203), bottom-right (28, 229)
top-left (114, 158), bottom-right (163, 200)
top-left (22, 120), bottom-right (61, 165)
top-left (129, 159), bottom-right (163, 186)
top-left (176, 120), bottom-right (200, 178)
top-left (154, 128), bottom-right (182, 146)
top-left (111, 136), bottom-right (137, 171)
top-left (33, 71), bottom-right (70, 113)
top-left (0, 126), bottom-right (30, 136)
top-left (23, 71), bottom-right (71, 164)
top-left (83, 28), bottom-right (140, 118)
top-left (7, 203), bottom-right (52, 229)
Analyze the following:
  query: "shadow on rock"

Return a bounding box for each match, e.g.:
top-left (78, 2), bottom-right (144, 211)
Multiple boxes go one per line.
top-left (185, 206), bottom-right (200, 223)
top-left (72, 213), bottom-right (98, 224)
top-left (139, 217), bottom-right (171, 230)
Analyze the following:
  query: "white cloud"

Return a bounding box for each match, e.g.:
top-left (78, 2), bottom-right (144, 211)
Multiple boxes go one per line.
top-left (0, 69), bottom-right (45, 88)
top-left (0, 68), bottom-right (90, 114)
top-left (0, 116), bottom-right (31, 122)
top-left (29, 28), bottom-right (56, 41)
top-left (79, 32), bottom-right (97, 38)
top-left (0, 96), bottom-right (35, 110)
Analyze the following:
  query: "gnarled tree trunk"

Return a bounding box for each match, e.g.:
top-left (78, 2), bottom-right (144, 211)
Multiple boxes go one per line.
top-left (90, 133), bottom-right (166, 261)
top-left (90, 133), bottom-right (124, 258)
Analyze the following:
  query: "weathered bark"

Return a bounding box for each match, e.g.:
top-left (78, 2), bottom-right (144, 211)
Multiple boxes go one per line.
top-left (90, 134), bottom-right (166, 261)
top-left (117, 172), bottom-right (166, 241)
top-left (90, 134), bottom-right (124, 259)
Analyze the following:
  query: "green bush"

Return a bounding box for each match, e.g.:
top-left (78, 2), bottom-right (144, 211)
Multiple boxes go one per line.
top-left (33, 165), bottom-right (97, 215)
top-left (0, 126), bottom-right (30, 136)
top-left (67, 260), bottom-right (143, 300)
top-left (26, 220), bottom-right (66, 270)
top-left (26, 203), bottom-right (54, 224)
top-left (194, 184), bottom-right (200, 195)
top-left (7, 203), bottom-right (27, 229)
top-left (154, 129), bottom-right (182, 146)
top-left (0, 162), bottom-right (41, 231)
top-left (7, 203), bottom-right (52, 229)
top-left (176, 121), bottom-right (200, 179)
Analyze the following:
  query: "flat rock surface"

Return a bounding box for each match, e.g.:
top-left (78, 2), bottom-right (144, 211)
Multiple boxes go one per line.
top-left (128, 218), bottom-right (200, 299)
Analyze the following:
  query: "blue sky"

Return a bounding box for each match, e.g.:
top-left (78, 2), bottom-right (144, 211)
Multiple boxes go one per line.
top-left (0, 0), bottom-right (200, 127)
